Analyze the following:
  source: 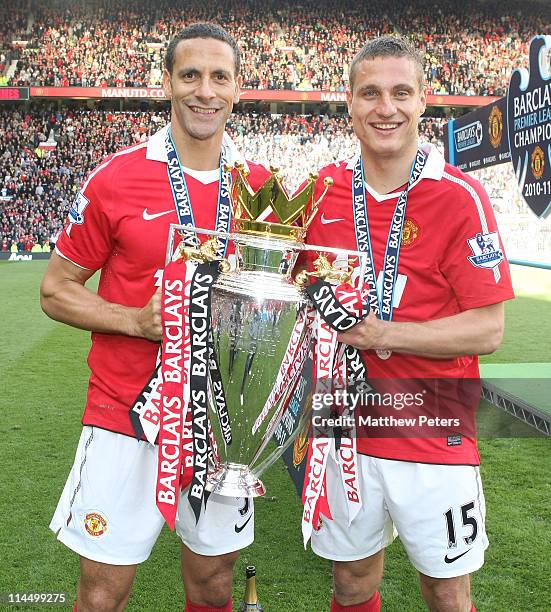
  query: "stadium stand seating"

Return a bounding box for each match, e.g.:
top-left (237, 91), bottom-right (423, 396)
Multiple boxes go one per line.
top-left (1, 1), bottom-right (549, 258)
top-left (1, 107), bottom-right (538, 255)
top-left (3, 0), bottom-right (549, 95)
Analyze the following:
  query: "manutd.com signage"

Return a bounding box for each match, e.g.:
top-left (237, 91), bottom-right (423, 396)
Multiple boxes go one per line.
top-left (29, 87), bottom-right (167, 99)
top-left (23, 86), bottom-right (496, 106)
top-left (444, 97), bottom-right (510, 171)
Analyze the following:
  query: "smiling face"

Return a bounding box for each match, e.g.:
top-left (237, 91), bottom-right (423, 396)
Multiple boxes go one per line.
top-left (347, 55), bottom-right (426, 165)
top-left (163, 37), bottom-right (240, 145)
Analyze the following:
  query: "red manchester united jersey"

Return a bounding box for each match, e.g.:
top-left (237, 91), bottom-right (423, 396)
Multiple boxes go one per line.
top-left (56, 125), bottom-right (270, 436)
top-left (306, 144), bottom-right (514, 465)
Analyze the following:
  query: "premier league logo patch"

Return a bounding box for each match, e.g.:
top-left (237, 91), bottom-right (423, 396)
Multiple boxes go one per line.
top-left (68, 191), bottom-right (89, 225)
top-left (467, 232), bottom-right (504, 270)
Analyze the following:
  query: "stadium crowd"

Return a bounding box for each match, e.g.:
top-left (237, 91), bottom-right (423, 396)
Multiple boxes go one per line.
top-left (1, 106), bottom-right (538, 257)
top-left (0, 107), bottom-right (445, 251)
top-left (4, 0), bottom-right (549, 95)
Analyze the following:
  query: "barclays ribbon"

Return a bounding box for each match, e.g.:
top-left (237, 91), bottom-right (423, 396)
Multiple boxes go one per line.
top-left (187, 261), bottom-right (223, 523)
top-left (164, 128), bottom-right (233, 256)
top-left (352, 149), bottom-right (428, 357)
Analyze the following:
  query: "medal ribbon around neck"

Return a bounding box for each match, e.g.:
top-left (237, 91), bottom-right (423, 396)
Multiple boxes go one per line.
top-left (352, 149), bottom-right (428, 322)
top-left (164, 127), bottom-right (233, 257)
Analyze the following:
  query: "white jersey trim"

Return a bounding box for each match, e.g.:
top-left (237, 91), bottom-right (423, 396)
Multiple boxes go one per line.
top-left (442, 171), bottom-right (501, 282)
top-left (180, 165), bottom-right (219, 185)
top-left (442, 171), bottom-right (488, 233)
top-left (146, 123), bottom-right (250, 171)
top-left (81, 141), bottom-right (148, 193)
top-left (344, 144), bottom-right (446, 202)
top-left (55, 246), bottom-right (95, 271)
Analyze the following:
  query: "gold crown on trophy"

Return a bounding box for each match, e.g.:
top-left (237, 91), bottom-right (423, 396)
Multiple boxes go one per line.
top-left (228, 163), bottom-right (333, 240)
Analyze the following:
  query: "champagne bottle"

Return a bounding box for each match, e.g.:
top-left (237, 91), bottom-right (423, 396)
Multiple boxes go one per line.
top-left (240, 565), bottom-right (263, 611)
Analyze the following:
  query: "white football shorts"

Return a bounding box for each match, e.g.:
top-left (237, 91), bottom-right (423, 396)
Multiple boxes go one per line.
top-left (311, 454), bottom-right (488, 578)
top-left (50, 426), bottom-right (254, 565)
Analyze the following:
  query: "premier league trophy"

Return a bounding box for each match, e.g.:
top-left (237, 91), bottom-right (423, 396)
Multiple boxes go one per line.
top-left (165, 165), bottom-right (334, 499)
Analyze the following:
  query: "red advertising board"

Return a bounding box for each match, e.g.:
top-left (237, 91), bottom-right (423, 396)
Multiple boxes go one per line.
top-left (26, 86), bottom-right (498, 107)
top-left (0, 87), bottom-right (30, 100)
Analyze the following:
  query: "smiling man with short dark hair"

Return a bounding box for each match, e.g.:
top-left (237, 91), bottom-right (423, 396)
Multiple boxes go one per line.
top-left (41, 23), bottom-right (269, 612)
top-left (306, 35), bottom-right (514, 612)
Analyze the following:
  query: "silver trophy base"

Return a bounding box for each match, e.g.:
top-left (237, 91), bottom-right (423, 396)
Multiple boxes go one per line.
top-left (205, 463), bottom-right (266, 497)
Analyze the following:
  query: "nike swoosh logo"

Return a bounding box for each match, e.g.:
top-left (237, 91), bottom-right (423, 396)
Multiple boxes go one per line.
top-left (320, 212), bottom-right (345, 225)
top-left (142, 209), bottom-right (173, 221)
top-left (444, 549), bottom-right (471, 564)
top-left (234, 513), bottom-right (253, 533)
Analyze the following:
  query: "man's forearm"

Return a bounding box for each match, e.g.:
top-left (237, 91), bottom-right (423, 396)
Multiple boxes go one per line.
top-left (41, 279), bottom-right (143, 337)
top-left (40, 252), bottom-right (162, 341)
top-left (338, 302), bottom-right (505, 359)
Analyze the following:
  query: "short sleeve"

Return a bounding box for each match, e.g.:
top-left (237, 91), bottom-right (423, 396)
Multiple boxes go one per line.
top-left (55, 164), bottom-right (115, 271)
top-left (438, 174), bottom-right (514, 311)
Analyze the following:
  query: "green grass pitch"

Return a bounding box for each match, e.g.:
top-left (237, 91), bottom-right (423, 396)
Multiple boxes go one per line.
top-left (0, 260), bottom-right (549, 611)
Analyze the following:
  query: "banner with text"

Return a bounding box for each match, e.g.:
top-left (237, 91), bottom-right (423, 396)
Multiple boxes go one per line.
top-left (6, 86), bottom-right (499, 107)
top-left (444, 97), bottom-right (510, 171)
top-left (507, 35), bottom-right (551, 219)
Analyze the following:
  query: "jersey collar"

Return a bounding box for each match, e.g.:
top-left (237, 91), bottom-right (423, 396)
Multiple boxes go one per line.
top-left (146, 123), bottom-right (249, 170)
top-left (344, 142), bottom-right (445, 198)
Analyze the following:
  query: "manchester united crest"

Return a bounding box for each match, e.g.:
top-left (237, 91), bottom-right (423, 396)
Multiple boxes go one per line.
top-left (488, 105), bottom-right (503, 149)
top-left (84, 511), bottom-right (108, 537)
top-left (293, 417), bottom-right (310, 467)
top-left (401, 218), bottom-right (419, 247)
top-left (531, 145), bottom-right (545, 180)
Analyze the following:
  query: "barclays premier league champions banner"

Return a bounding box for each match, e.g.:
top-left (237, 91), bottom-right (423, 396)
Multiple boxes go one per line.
top-left (445, 35), bottom-right (551, 219)
top-left (507, 35), bottom-right (551, 219)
